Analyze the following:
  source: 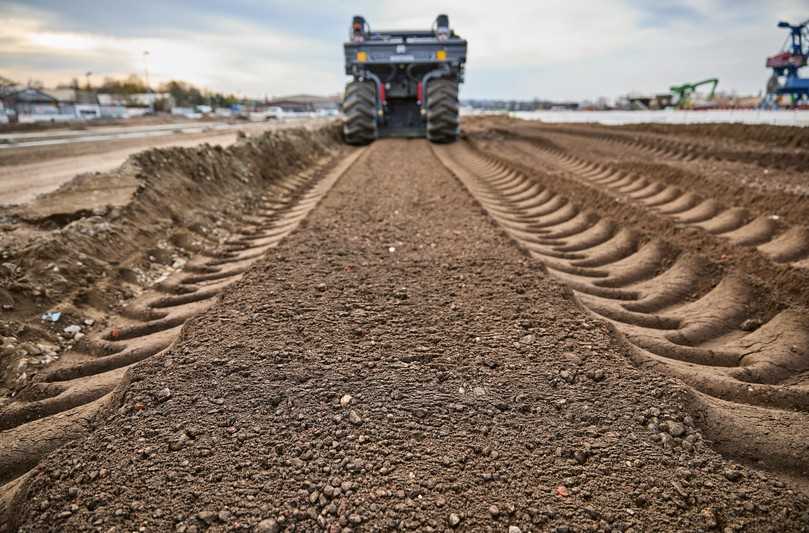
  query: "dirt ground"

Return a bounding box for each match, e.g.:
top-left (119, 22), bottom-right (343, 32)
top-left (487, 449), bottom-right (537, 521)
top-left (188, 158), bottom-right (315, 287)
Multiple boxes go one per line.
top-left (0, 120), bottom-right (320, 206)
top-left (2, 118), bottom-right (809, 531)
top-left (0, 123), bottom-right (340, 402)
top-left (0, 114), bottom-right (226, 135)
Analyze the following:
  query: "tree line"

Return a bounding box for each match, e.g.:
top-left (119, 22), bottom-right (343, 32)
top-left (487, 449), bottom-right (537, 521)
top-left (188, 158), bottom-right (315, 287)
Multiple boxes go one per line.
top-left (57, 74), bottom-right (241, 108)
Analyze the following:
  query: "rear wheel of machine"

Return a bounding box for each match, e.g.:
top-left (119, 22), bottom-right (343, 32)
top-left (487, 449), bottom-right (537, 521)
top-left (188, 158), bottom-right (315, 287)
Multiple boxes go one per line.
top-left (426, 79), bottom-right (460, 144)
top-left (342, 81), bottom-right (378, 145)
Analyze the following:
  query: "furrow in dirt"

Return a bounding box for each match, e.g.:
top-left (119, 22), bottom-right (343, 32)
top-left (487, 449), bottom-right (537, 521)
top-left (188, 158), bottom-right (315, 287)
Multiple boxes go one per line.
top-left (467, 132), bottom-right (809, 312)
top-left (433, 140), bottom-right (809, 488)
top-left (0, 134), bottom-right (361, 530)
top-left (498, 135), bottom-right (809, 271)
top-left (499, 124), bottom-right (809, 220)
top-left (507, 123), bottom-right (809, 174)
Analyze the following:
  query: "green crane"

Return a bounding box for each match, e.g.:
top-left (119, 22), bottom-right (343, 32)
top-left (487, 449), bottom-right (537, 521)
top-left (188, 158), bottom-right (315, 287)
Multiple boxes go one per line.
top-left (669, 78), bottom-right (719, 109)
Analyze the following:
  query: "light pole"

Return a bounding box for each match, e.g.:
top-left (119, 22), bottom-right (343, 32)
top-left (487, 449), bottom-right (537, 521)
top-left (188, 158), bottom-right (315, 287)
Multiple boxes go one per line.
top-left (143, 50), bottom-right (150, 90)
top-left (85, 71), bottom-right (92, 90)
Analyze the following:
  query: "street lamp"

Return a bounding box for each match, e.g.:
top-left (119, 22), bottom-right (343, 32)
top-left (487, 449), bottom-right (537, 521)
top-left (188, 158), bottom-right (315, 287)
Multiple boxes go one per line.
top-left (143, 50), bottom-right (150, 90)
top-left (85, 71), bottom-right (92, 89)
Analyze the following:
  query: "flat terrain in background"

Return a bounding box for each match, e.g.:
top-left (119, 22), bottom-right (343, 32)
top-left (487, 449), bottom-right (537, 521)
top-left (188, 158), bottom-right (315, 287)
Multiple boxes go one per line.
top-left (0, 119), bottom-right (322, 206)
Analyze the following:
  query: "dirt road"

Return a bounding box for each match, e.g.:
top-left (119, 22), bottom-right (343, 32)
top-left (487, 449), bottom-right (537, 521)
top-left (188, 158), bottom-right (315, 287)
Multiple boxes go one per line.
top-left (2, 120), bottom-right (809, 531)
top-left (4, 135), bottom-right (809, 531)
top-left (0, 120), bottom-right (319, 206)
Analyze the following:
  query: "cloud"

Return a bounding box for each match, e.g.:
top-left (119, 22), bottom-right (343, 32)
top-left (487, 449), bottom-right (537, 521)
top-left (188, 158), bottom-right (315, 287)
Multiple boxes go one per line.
top-left (1, 0), bottom-right (807, 99)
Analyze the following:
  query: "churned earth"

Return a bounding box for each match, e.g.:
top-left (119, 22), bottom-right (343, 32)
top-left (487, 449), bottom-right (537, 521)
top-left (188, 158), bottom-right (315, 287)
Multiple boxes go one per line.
top-left (12, 139), bottom-right (809, 532)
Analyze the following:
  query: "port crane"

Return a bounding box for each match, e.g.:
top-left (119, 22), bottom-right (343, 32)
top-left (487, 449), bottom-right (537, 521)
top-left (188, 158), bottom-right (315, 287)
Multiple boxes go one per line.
top-left (763, 18), bottom-right (809, 108)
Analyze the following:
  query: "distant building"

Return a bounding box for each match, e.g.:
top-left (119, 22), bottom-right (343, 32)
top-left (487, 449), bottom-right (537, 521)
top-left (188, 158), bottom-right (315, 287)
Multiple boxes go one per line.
top-left (269, 94), bottom-right (340, 113)
top-left (44, 89), bottom-right (102, 119)
top-left (96, 93), bottom-right (129, 118)
top-left (0, 87), bottom-right (63, 123)
top-left (97, 92), bottom-right (173, 117)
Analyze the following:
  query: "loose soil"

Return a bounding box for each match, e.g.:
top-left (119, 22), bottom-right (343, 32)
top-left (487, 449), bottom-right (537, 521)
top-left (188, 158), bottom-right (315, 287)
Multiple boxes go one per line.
top-left (0, 124), bottom-right (340, 400)
top-left (11, 139), bottom-right (809, 532)
top-left (0, 120), bottom-right (308, 195)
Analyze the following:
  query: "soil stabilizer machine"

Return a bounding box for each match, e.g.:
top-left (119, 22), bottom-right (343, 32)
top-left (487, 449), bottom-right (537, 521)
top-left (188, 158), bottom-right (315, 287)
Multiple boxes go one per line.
top-left (342, 14), bottom-right (467, 145)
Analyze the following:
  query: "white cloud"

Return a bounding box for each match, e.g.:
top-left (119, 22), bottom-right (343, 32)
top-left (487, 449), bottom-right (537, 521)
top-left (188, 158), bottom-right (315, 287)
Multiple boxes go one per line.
top-left (1, 0), bottom-right (808, 99)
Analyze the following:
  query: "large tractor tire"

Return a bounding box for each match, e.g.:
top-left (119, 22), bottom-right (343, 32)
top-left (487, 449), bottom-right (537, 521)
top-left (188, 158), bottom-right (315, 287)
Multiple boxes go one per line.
top-left (426, 79), bottom-right (460, 143)
top-left (342, 81), bottom-right (378, 145)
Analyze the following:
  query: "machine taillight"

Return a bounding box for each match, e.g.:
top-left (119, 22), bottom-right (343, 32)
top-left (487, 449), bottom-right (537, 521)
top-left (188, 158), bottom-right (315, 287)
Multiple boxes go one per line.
top-left (351, 16), bottom-right (366, 42)
top-left (356, 51), bottom-right (368, 63)
top-left (436, 50), bottom-right (447, 61)
top-left (417, 81), bottom-right (423, 104)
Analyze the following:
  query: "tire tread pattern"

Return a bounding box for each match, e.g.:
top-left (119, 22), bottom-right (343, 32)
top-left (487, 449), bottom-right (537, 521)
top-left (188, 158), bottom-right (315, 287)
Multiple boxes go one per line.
top-left (342, 81), bottom-right (378, 145)
top-left (426, 79), bottom-right (460, 144)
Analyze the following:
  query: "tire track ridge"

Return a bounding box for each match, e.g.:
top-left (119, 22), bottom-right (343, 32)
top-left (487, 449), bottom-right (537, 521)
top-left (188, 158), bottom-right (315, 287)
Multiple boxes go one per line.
top-left (0, 148), bottom-right (365, 531)
top-left (511, 135), bottom-right (809, 269)
top-left (510, 125), bottom-right (809, 172)
top-left (433, 140), bottom-right (809, 483)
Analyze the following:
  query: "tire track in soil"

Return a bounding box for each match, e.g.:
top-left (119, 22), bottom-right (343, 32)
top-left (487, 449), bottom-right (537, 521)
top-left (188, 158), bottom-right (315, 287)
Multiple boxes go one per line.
top-left (10, 139), bottom-right (809, 532)
top-left (0, 148), bottom-right (364, 530)
top-left (433, 140), bottom-right (809, 487)
top-left (470, 134), bottom-right (809, 311)
top-left (509, 124), bottom-right (809, 174)
top-left (499, 137), bottom-right (809, 269)
top-left (499, 125), bottom-right (809, 220)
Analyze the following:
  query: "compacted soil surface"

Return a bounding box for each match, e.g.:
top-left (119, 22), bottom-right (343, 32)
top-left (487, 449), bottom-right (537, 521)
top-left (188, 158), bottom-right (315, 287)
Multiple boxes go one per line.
top-left (13, 139), bottom-right (809, 532)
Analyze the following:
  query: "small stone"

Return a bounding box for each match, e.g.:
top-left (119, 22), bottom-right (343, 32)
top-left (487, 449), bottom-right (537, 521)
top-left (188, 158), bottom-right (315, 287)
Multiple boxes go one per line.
top-left (663, 421), bottom-right (686, 437)
top-left (348, 410), bottom-right (363, 426)
top-left (508, 527), bottom-right (522, 533)
top-left (740, 319), bottom-right (763, 332)
top-left (156, 387), bottom-right (172, 402)
top-left (489, 505), bottom-right (500, 517)
top-left (448, 513), bottom-right (461, 527)
top-left (591, 369), bottom-right (605, 381)
top-left (169, 433), bottom-right (188, 451)
top-left (702, 508), bottom-right (718, 528)
top-left (348, 514), bottom-right (363, 525)
top-left (560, 370), bottom-right (574, 384)
top-left (724, 469), bottom-right (743, 482)
top-left (472, 386), bottom-right (486, 397)
top-left (340, 394), bottom-right (352, 407)
top-left (197, 511), bottom-right (216, 525)
top-left (519, 334), bottom-right (535, 345)
top-left (255, 518), bottom-right (280, 533)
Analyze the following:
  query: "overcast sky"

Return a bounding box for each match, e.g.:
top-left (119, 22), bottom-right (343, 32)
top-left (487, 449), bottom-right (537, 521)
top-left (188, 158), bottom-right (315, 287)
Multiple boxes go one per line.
top-left (1, 1), bottom-right (807, 100)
